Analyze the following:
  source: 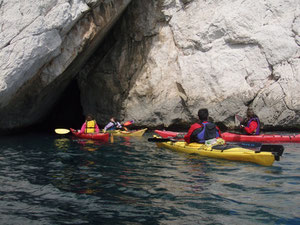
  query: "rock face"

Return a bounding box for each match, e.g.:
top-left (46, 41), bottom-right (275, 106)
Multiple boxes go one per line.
top-left (79, 0), bottom-right (300, 129)
top-left (0, 0), bottom-right (131, 132)
top-left (0, 0), bottom-right (299, 132)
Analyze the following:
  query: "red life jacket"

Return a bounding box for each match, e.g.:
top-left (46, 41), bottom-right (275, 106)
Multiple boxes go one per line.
top-left (246, 117), bottom-right (260, 134)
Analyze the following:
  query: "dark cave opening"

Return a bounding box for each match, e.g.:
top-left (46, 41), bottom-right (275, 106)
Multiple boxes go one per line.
top-left (36, 79), bottom-right (85, 132)
top-left (30, 10), bottom-right (126, 134)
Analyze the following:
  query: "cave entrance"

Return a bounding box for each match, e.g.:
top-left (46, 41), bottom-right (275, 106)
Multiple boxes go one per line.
top-left (39, 79), bottom-right (85, 132)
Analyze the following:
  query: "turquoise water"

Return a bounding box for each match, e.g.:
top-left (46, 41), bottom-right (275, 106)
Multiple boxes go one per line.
top-left (0, 132), bottom-right (299, 225)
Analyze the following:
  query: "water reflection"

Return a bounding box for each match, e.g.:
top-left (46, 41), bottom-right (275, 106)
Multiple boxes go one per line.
top-left (54, 138), bottom-right (70, 150)
top-left (74, 139), bottom-right (105, 152)
top-left (0, 133), bottom-right (299, 225)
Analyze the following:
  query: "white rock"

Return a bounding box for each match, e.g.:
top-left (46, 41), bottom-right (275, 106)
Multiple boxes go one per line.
top-left (0, 0), bottom-right (131, 131)
top-left (1, 0), bottom-right (299, 131)
top-left (119, 0), bottom-right (300, 129)
top-left (0, 30), bottom-right (62, 106)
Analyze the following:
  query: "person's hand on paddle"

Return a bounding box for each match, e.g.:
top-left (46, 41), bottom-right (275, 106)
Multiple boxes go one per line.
top-left (175, 134), bottom-right (185, 139)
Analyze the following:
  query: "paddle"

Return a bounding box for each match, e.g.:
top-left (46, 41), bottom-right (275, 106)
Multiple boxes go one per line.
top-left (110, 133), bottom-right (114, 143)
top-left (148, 135), bottom-right (185, 142)
top-left (148, 137), bottom-right (177, 142)
top-left (258, 144), bottom-right (284, 160)
top-left (148, 137), bottom-right (260, 146)
top-left (123, 120), bottom-right (134, 126)
top-left (55, 128), bottom-right (70, 134)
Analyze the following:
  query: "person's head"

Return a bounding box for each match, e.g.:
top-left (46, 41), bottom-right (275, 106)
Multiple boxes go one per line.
top-left (198, 108), bottom-right (209, 121)
top-left (86, 114), bottom-right (93, 121)
top-left (110, 117), bottom-right (116, 122)
top-left (246, 108), bottom-right (255, 118)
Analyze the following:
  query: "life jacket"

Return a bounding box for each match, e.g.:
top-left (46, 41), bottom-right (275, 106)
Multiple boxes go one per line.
top-left (191, 122), bottom-right (220, 143)
top-left (247, 117), bottom-right (260, 135)
top-left (85, 120), bottom-right (96, 133)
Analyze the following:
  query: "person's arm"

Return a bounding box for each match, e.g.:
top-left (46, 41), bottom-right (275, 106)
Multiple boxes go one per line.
top-left (103, 122), bottom-right (113, 132)
top-left (184, 124), bottom-right (199, 143)
top-left (216, 126), bottom-right (222, 138)
top-left (240, 117), bottom-right (248, 126)
top-left (116, 122), bottom-right (122, 128)
top-left (80, 122), bottom-right (86, 134)
top-left (243, 121), bottom-right (258, 134)
top-left (95, 123), bottom-right (100, 133)
top-left (184, 129), bottom-right (192, 143)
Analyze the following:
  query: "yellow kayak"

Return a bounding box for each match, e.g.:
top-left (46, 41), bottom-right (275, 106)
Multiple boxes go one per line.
top-left (106, 128), bottom-right (147, 137)
top-left (153, 137), bottom-right (283, 166)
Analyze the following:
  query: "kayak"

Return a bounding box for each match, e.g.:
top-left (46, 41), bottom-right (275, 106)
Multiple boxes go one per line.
top-left (105, 128), bottom-right (147, 137)
top-left (151, 136), bottom-right (283, 166)
top-left (221, 132), bottom-right (300, 143)
top-left (70, 128), bottom-right (109, 141)
top-left (155, 129), bottom-right (300, 143)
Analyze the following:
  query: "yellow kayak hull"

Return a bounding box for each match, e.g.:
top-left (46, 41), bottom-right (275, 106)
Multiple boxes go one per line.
top-left (107, 128), bottom-right (147, 137)
top-left (156, 140), bottom-right (275, 166)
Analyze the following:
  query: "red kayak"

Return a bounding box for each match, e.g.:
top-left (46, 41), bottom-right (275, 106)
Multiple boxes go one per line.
top-left (70, 128), bottom-right (109, 142)
top-left (221, 132), bottom-right (300, 143)
top-left (154, 130), bottom-right (300, 143)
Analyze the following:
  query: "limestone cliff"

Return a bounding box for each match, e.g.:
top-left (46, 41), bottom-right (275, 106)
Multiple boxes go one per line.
top-left (0, 0), bottom-right (299, 133)
top-left (0, 0), bottom-right (131, 132)
top-left (79, 0), bottom-right (300, 129)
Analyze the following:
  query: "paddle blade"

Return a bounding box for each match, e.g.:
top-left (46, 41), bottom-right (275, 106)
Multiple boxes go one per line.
top-left (148, 137), bottom-right (173, 142)
top-left (55, 128), bottom-right (70, 134)
top-left (260, 144), bottom-right (284, 156)
top-left (123, 120), bottom-right (134, 126)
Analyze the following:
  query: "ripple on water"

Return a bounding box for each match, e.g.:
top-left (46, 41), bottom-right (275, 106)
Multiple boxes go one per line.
top-left (0, 133), bottom-right (299, 224)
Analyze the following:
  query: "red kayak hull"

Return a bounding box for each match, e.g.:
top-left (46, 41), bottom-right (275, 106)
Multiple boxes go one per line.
top-left (221, 132), bottom-right (300, 143)
top-left (70, 128), bottom-right (109, 142)
top-left (154, 130), bottom-right (182, 138)
top-left (154, 130), bottom-right (300, 143)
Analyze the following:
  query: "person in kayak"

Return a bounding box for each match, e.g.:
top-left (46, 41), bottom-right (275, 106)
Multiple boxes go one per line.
top-left (79, 114), bottom-right (100, 134)
top-left (103, 117), bottom-right (123, 132)
top-left (184, 108), bottom-right (222, 144)
top-left (240, 108), bottom-right (260, 135)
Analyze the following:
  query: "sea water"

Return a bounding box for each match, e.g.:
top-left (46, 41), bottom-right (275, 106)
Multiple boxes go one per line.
top-left (0, 132), bottom-right (299, 225)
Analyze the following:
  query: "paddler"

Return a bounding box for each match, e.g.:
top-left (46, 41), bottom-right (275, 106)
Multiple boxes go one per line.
top-left (240, 108), bottom-right (260, 135)
top-left (79, 114), bottom-right (100, 134)
top-left (184, 108), bottom-right (222, 144)
top-left (103, 117), bottom-right (123, 132)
